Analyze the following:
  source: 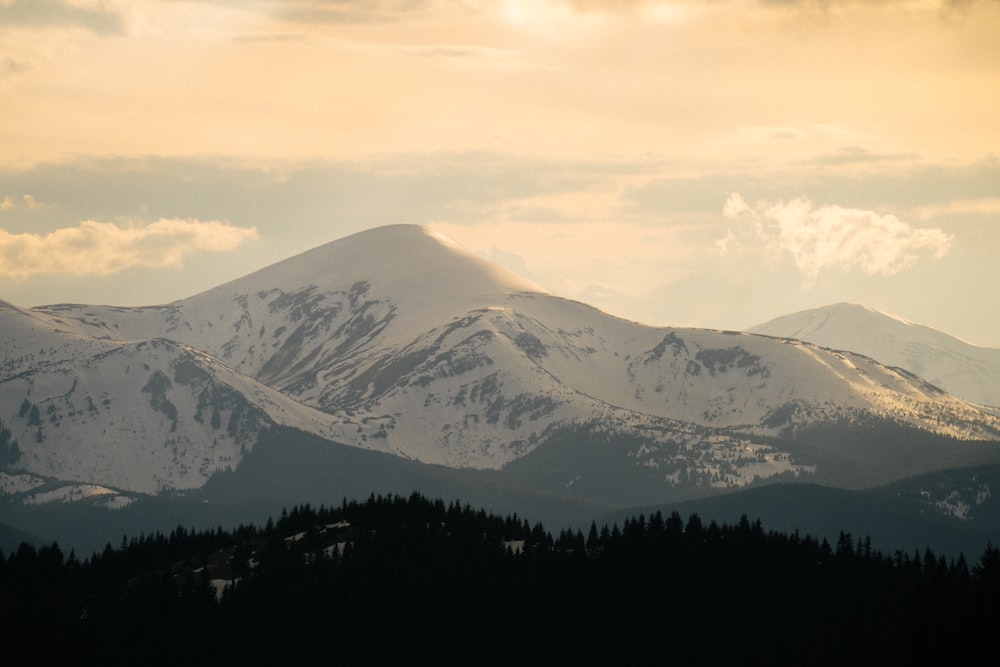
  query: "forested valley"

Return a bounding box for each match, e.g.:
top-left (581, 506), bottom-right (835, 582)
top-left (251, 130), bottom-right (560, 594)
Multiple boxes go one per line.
top-left (4, 492), bottom-right (999, 665)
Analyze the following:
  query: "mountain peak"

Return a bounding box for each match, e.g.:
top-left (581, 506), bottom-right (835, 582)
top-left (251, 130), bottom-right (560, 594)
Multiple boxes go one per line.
top-left (204, 224), bottom-right (547, 308)
top-left (750, 303), bottom-right (909, 342)
top-left (749, 303), bottom-right (1000, 407)
top-left (826, 302), bottom-right (917, 326)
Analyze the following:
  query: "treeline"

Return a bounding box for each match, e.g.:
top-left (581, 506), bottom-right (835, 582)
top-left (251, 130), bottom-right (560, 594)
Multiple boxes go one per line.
top-left (2, 492), bottom-right (999, 665)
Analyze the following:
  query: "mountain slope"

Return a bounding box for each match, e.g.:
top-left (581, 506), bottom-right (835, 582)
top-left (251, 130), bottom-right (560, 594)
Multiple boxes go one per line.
top-left (3, 226), bottom-right (1000, 508)
top-left (0, 301), bottom-right (348, 496)
top-left (748, 302), bottom-right (1000, 408)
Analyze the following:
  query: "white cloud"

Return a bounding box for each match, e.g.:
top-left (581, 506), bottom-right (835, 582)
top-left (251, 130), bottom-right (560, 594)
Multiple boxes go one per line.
top-left (721, 193), bottom-right (952, 279)
top-left (0, 218), bottom-right (258, 278)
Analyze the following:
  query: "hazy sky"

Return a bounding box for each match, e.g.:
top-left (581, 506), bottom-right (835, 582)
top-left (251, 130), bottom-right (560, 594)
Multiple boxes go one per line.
top-left (2, 0), bottom-right (999, 346)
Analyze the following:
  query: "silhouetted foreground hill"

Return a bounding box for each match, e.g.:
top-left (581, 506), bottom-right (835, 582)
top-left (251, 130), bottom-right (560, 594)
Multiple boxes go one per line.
top-left (3, 493), bottom-right (999, 665)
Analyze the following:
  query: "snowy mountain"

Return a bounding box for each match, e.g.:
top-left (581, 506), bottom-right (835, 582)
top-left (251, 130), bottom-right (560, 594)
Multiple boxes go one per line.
top-left (0, 298), bottom-right (342, 502)
top-left (748, 303), bottom-right (1000, 408)
top-left (3, 226), bottom-right (1000, 513)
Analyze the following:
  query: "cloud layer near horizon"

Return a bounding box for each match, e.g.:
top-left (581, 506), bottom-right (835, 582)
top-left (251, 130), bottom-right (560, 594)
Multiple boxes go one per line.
top-left (721, 194), bottom-right (952, 279)
top-left (0, 218), bottom-right (258, 278)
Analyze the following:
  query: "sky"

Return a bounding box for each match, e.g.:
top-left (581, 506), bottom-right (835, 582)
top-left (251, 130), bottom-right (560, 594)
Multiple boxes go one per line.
top-left (1, 0), bottom-right (999, 346)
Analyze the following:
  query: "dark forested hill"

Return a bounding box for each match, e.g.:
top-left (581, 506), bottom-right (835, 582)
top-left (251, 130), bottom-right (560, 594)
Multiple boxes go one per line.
top-left (3, 493), bottom-right (999, 665)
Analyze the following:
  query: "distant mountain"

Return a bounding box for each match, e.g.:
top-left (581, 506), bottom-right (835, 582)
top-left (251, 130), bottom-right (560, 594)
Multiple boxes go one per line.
top-left (2, 226), bottom-right (1000, 546)
top-left (601, 463), bottom-right (1000, 558)
top-left (0, 521), bottom-right (41, 554)
top-left (748, 302), bottom-right (1000, 408)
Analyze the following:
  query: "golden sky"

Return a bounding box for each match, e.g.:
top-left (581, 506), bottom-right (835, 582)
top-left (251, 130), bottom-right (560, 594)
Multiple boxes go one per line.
top-left (2, 0), bottom-right (999, 344)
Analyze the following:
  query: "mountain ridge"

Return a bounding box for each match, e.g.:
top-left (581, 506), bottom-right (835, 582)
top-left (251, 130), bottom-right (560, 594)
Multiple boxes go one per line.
top-left (2, 225), bottom-right (999, 516)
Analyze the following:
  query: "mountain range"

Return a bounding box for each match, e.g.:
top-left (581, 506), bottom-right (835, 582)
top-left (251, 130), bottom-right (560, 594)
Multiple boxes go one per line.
top-left (2, 224), bottom-right (1000, 554)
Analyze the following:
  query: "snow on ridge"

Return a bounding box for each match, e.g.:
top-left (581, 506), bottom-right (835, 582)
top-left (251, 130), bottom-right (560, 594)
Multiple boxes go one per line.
top-left (0, 471), bottom-right (47, 495)
top-left (22, 483), bottom-right (120, 506)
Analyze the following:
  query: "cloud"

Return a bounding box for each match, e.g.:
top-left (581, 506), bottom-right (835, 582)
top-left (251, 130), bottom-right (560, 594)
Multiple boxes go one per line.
top-left (277, 0), bottom-right (437, 23)
top-left (562, 0), bottom-right (650, 10)
top-left (0, 218), bottom-right (258, 278)
top-left (2, 56), bottom-right (28, 75)
top-left (185, 0), bottom-right (439, 24)
top-left (808, 146), bottom-right (921, 166)
top-left (910, 197), bottom-right (1000, 221)
top-left (741, 126), bottom-right (807, 143)
top-left (394, 44), bottom-right (519, 60)
top-left (721, 193), bottom-right (952, 279)
top-left (0, 194), bottom-right (43, 210)
top-left (0, 0), bottom-right (125, 33)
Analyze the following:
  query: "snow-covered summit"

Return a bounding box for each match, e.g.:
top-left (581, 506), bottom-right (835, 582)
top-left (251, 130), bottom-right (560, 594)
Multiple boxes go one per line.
top-left (749, 303), bottom-right (1000, 408)
top-left (196, 223), bottom-right (548, 317)
top-left (32, 224), bottom-right (549, 360)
